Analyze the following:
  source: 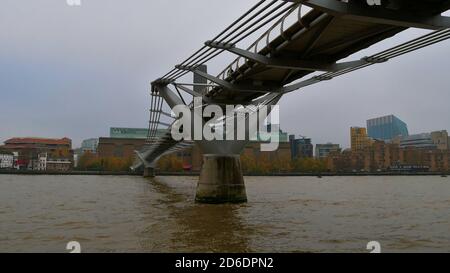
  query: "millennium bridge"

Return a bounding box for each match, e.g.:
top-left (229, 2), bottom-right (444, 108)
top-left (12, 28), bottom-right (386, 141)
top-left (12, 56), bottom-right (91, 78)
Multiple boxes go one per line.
top-left (133, 0), bottom-right (450, 203)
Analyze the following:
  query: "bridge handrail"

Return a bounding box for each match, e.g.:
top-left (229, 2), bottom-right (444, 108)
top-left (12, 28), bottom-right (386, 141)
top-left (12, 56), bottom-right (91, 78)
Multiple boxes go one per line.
top-left (216, 3), bottom-right (303, 82)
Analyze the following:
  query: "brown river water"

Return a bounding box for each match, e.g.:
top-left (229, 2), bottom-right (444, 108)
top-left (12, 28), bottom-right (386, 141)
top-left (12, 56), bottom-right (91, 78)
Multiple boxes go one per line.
top-left (0, 175), bottom-right (449, 253)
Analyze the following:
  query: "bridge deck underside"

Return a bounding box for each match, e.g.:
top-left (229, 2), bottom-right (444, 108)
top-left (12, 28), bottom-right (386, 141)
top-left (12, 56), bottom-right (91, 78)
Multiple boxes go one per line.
top-left (139, 0), bottom-right (450, 170)
top-left (207, 1), bottom-right (450, 102)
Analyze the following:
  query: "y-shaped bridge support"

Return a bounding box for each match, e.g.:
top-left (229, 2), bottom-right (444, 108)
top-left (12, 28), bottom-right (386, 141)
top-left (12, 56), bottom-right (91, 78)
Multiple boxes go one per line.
top-left (153, 83), bottom-right (280, 203)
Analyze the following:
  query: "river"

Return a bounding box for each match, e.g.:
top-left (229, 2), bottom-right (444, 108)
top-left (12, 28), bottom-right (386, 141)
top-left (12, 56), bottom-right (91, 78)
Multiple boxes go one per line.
top-left (0, 175), bottom-right (449, 253)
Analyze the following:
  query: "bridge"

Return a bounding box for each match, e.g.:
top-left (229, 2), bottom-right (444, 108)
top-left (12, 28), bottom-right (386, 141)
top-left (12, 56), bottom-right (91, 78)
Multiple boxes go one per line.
top-left (133, 0), bottom-right (450, 203)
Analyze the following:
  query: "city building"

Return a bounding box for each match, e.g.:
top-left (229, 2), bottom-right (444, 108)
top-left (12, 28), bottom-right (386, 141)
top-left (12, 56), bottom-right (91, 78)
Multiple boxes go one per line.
top-left (241, 141), bottom-right (292, 172)
top-left (99, 125), bottom-right (293, 172)
top-left (431, 130), bottom-right (449, 150)
top-left (289, 135), bottom-right (313, 159)
top-left (81, 138), bottom-right (99, 153)
top-left (46, 158), bottom-right (73, 172)
top-left (400, 130), bottom-right (448, 150)
top-left (31, 152), bottom-right (73, 172)
top-left (110, 127), bottom-right (166, 139)
top-left (2, 137), bottom-right (73, 170)
top-left (97, 137), bottom-right (147, 159)
top-left (315, 143), bottom-right (341, 159)
top-left (110, 127), bottom-right (148, 139)
top-left (4, 137), bottom-right (72, 151)
top-left (400, 133), bottom-right (434, 149)
top-left (326, 136), bottom-right (450, 173)
top-left (350, 127), bottom-right (370, 153)
top-left (253, 125), bottom-right (289, 143)
top-left (159, 125), bottom-right (292, 172)
top-left (367, 114), bottom-right (409, 141)
top-left (362, 140), bottom-right (399, 171)
top-left (37, 153), bottom-right (47, 171)
top-left (0, 150), bottom-right (14, 169)
top-left (97, 128), bottom-right (160, 161)
top-left (159, 140), bottom-right (293, 173)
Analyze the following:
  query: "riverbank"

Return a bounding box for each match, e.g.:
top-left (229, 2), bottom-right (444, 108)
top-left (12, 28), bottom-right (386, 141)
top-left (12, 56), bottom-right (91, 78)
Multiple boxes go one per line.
top-left (0, 170), bottom-right (448, 176)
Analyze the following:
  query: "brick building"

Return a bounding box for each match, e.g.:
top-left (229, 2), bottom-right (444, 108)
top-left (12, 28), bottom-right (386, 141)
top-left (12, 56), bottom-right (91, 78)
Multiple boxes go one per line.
top-left (2, 137), bottom-right (73, 170)
top-left (326, 140), bottom-right (450, 173)
top-left (97, 137), bottom-right (147, 159)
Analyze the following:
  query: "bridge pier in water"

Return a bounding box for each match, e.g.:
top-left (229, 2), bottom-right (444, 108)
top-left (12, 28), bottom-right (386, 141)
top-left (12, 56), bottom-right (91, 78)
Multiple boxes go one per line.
top-left (195, 154), bottom-right (247, 204)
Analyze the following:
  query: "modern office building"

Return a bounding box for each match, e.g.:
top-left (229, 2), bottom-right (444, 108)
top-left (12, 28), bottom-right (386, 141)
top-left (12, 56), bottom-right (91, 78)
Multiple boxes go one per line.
top-left (315, 143), bottom-right (341, 159)
top-left (366, 114), bottom-right (409, 141)
top-left (350, 127), bottom-right (370, 153)
top-left (81, 138), bottom-right (99, 153)
top-left (400, 133), bottom-right (436, 149)
top-left (252, 125), bottom-right (289, 143)
top-left (289, 135), bottom-right (313, 159)
top-left (400, 130), bottom-right (448, 150)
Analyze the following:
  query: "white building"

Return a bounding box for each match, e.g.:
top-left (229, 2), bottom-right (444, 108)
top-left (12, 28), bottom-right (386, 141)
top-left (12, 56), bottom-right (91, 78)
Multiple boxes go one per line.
top-left (33, 153), bottom-right (72, 172)
top-left (0, 151), bottom-right (14, 169)
top-left (12, 152), bottom-right (19, 170)
top-left (38, 153), bottom-right (47, 171)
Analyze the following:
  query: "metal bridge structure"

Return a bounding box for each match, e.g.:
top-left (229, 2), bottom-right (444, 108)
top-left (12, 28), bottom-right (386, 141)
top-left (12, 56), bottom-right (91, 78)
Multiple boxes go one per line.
top-left (134, 0), bottom-right (450, 203)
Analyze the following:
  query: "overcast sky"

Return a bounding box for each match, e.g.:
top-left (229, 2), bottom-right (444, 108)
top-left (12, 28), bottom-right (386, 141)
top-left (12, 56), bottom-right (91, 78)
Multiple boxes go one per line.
top-left (1, 0), bottom-right (449, 148)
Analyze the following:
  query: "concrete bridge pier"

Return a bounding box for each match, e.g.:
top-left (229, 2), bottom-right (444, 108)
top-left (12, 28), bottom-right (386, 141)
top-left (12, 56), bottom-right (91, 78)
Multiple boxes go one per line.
top-left (194, 140), bottom-right (248, 204)
top-left (195, 154), bottom-right (247, 204)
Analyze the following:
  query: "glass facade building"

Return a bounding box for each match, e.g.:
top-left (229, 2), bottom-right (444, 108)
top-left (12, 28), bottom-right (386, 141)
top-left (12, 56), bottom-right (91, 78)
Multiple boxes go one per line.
top-left (81, 138), bottom-right (99, 153)
top-left (400, 130), bottom-right (449, 150)
top-left (315, 143), bottom-right (341, 159)
top-left (399, 133), bottom-right (435, 149)
top-left (289, 135), bottom-right (313, 159)
top-left (366, 115), bottom-right (409, 141)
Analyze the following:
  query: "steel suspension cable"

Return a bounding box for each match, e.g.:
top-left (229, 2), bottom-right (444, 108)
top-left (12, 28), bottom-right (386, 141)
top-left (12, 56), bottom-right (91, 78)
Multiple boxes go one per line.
top-left (164, 1), bottom-right (292, 81)
top-left (161, 0), bottom-right (270, 79)
top-left (168, 1), bottom-right (295, 82)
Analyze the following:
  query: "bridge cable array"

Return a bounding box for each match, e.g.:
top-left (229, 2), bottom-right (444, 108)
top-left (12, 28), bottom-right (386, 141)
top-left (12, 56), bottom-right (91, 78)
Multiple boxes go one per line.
top-left (157, 0), bottom-right (299, 84)
top-left (285, 28), bottom-right (450, 93)
top-left (139, 0), bottom-right (300, 169)
top-left (139, 2), bottom-right (450, 170)
top-left (147, 92), bottom-right (166, 142)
